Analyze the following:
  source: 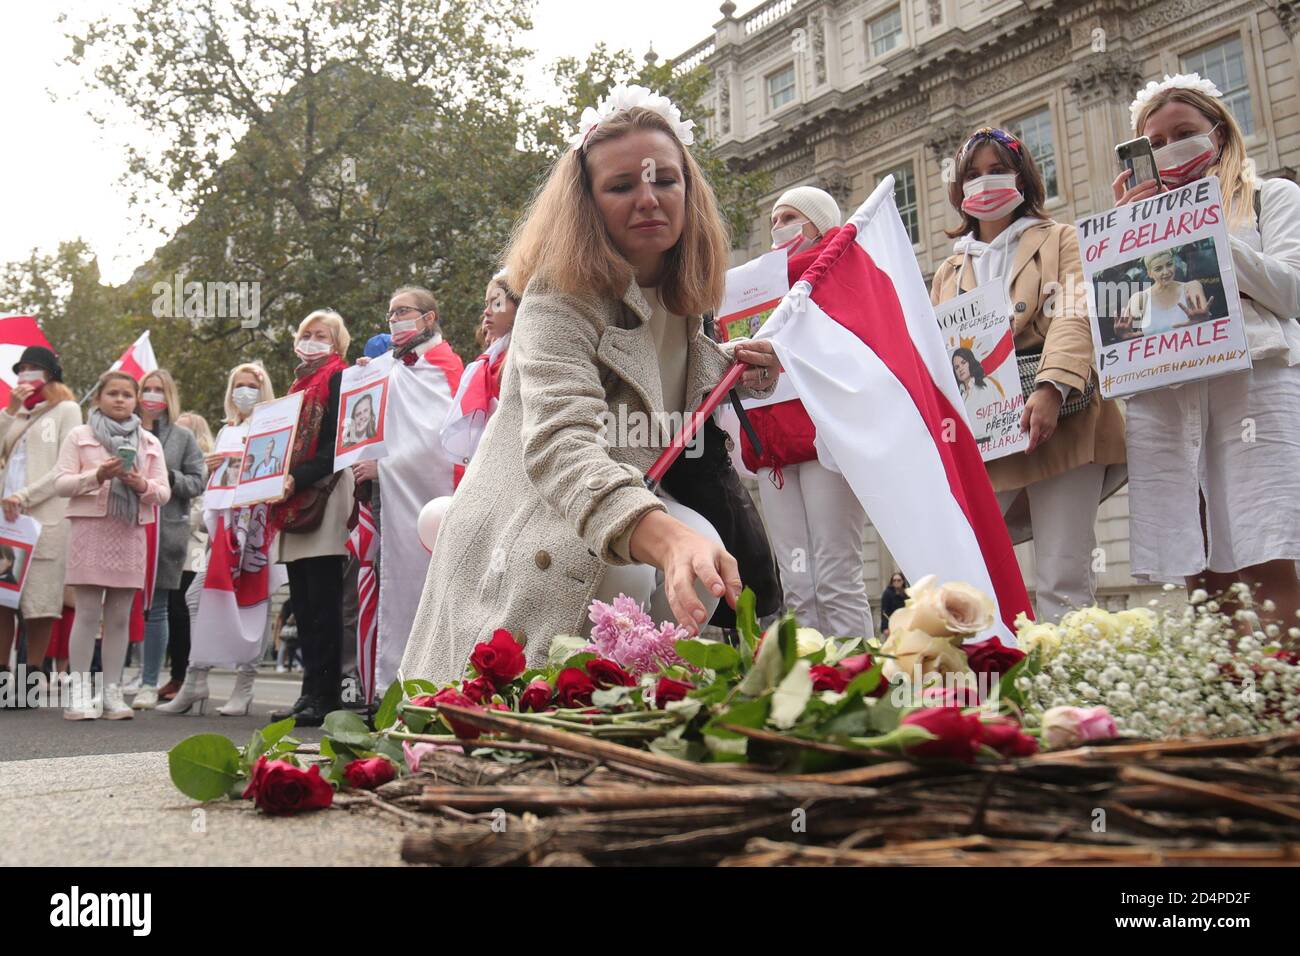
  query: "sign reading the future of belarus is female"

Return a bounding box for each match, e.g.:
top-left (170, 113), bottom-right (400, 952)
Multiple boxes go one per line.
top-left (934, 280), bottom-right (1029, 462)
top-left (232, 392), bottom-right (303, 507)
top-left (333, 352), bottom-right (393, 471)
top-left (1075, 177), bottom-right (1250, 399)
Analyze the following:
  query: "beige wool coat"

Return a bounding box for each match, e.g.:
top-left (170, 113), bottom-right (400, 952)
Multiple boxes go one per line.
top-left (930, 221), bottom-right (1127, 538)
top-left (401, 280), bottom-right (776, 684)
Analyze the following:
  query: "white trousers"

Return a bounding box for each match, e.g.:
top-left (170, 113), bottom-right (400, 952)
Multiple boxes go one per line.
top-left (996, 463), bottom-right (1106, 624)
top-left (757, 460), bottom-right (872, 638)
top-left (590, 497), bottom-right (721, 632)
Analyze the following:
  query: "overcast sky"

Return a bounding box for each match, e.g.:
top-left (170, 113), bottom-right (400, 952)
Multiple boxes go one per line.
top-left (2, 0), bottom-right (731, 284)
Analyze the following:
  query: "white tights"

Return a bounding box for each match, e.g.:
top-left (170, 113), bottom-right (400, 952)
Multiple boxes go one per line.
top-left (68, 586), bottom-right (136, 686)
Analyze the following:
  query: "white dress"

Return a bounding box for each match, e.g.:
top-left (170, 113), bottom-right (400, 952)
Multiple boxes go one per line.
top-left (1126, 178), bottom-right (1300, 581)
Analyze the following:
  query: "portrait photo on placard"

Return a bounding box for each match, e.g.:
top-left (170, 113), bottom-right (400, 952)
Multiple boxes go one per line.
top-left (0, 538), bottom-right (32, 591)
top-left (207, 454), bottom-right (239, 490)
top-left (337, 380), bottom-right (387, 453)
top-left (240, 428), bottom-right (292, 482)
top-left (1092, 238), bottom-right (1230, 346)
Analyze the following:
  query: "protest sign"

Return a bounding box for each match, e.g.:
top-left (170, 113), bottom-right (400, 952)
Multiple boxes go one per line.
top-left (232, 392), bottom-right (303, 507)
top-left (1076, 177), bottom-right (1250, 398)
top-left (934, 280), bottom-right (1029, 461)
top-left (204, 423), bottom-right (248, 511)
top-left (716, 248), bottom-right (789, 342)
top-left (334, 352), bottom-right (393, 471)
top-left (0, 513), bottom-right (42, 610)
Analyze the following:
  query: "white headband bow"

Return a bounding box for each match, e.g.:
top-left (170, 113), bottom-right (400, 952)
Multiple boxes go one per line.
top-left (1130, 73), bottom-right (1223, 129)
top-left (569, 84), bottom-right (696, 151)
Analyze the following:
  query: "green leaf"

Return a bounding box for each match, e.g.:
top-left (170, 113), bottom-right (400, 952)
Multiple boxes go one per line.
top-left (735, 587), bottom-right (759, 650)
top-left (841, 662), bottom-right (884, 702)
top-left (402, 679), bottom-right (436, 697)
top-left (778, 615), bottom-right (799, 677)
top-left (322, 710), bottom-right (376, 748)
top-left (823, 637), bottom-right (863, 666)
top-left (704, 696), bottom-right (770, 740)
top-left (373, 681), bottom-right (404, 732)
top-left (259, 717), bottom-right (295, 749)
top-left (822, 706), bottom-right (871, 737)
top-left (547, 634), bottom-right (590, 670)
top-left (770, 660), bottom-right (814, 730)
top-left (372, 736), bottom-right (406, 767)
top-left (847, 723), bottom-right (935, 752)
top-left (738, 621), bottom-right (784, 696)
top-left (560, 651), bottom-right (597, 672)
top-left (242, 729), bottom-right (265, 771)
top-left (168, 734), bottom-right (243, 802)
top-left (864, 695), bottom-right (904, 734)
top-left (674, 639), bottom-right (741, 672)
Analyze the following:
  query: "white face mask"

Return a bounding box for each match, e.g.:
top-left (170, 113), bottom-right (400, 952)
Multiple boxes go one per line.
top-left (17, 370), bottom-right (45, 386)
top-left (232, 386), bottom-right (260, 412)
top-left (390, 317), bottom-right (421, 345)
top-left (960, 174), bottom-right (1024, 221)
top-left (141, 389), bottom-right (168, 413)
top-left (1152, 126), bottom-right (1220, 187)
top-left (771, 219), bottom-right (815, 254)
top-left (295, 338), bottom-right (332, 361)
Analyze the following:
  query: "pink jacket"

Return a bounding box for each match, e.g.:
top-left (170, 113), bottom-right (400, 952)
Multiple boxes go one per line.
top-left (54, 424), bottom-right (170, 522)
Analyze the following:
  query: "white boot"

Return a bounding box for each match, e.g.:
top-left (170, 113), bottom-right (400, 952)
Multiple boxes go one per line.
top-left (132, 685), bottom-right (159, 710)
top-left (218, 666), bottom-right (256, 716)
top-left (102, 684), bottom-right (134, 720)
top-left (62, 673), bottom-right (100, 721)
top-left (156, 668), bottom-right (210, 715)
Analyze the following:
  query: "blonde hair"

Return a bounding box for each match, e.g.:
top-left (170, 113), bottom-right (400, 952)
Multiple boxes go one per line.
top-left (38, 382), bottom-right (76, 406)
top-left (391, 286), bottom-right (440, 320)
top-left (93, 370), bottom-right (139, 401)
top-left (224, 362), bottom-right (276, 424)
top-left (176, 411), bottom-right (214, 453)
top-left (1143, 250), bottom-right (1177, 270)
top-left (140, 368), bottom-right (182, 421)
top-left (504, 107), bottom-right (729, 316)
top-left (1134, 87), bottom-right (1257, 227)
top-left (297, 309), bottom-right (350, 358)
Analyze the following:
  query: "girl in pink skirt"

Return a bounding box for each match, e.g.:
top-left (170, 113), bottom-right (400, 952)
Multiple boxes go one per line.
top-left (54, 371), bottom-right (170, 720)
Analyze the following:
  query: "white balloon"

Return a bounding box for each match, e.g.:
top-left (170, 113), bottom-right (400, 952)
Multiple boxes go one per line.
top-left (417, 496), bottom-right (453, 553)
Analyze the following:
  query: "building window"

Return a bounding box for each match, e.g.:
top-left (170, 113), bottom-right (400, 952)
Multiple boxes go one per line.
top-left (1182, 36), bottom-right (1254, 136)
top-left (868, 7), bottom-right (904, 59)
top-left (881, 163), bottom-right (919, 244)
top-left (1007, 107), bottom-right (1059, 200)
top-left (766, 65), bottom-right (796, 112)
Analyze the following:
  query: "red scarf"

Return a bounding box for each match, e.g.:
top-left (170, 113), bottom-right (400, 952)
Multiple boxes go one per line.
top-left (274, 353), bottom-right (346, 527)
top-left (23, 385), bottom-right (46, 411)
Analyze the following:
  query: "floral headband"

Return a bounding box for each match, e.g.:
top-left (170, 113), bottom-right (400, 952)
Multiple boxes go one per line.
top-left (957, 127), bottom-right (1023, 165)
top-left (570, 84), bottom-right (696, 152)
top-left (1129, 73), bottom-right (1223, 128)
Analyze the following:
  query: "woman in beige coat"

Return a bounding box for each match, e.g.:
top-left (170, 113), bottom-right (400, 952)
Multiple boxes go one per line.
top-left (401, 87), bottom-right (781, 684)
top-left (931, 127), bottom-right (1125, 623)
top-left (0, 346), bottom-right (81, 704)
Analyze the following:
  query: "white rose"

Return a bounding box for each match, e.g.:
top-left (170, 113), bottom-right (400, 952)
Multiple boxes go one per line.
top-left (880, 627), bottom-right (971, 683)
top-left (794, 627), bottom-right (826, 657)
top-left (897, 576), bottom-right (996, 637)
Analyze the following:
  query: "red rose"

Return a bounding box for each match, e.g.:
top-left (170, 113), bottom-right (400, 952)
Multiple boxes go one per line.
top-left (468, 629), bottom-right (528, 688)
top-left (978, 718), bottom-right (1038, 757)
top-left (900, 707), bottom-right (986, 764)
top-left (654, 676), bottom-right (694, 708)
top-left (809, 665), bottom-right (849, 692)
top-left (462, 676), bottom-right (497, 704)
top-left (963, 637), bottom-right (1025, 682)
top-left (409, 695), bottom-right (440, 708)
top-left (342, 756), bottom-right (397, 790)
top-left (555, 667), bottom-right (595, 708)
top-left (585, 658), bottom-right (636, 689)
top-left (519, 679), bottom-right (553, 712)
top-left (838, 653), bottom-right (874, 678)
top-left (431, 687), bottom-right (483, 739)
top-left (241, 756), bottom-right (334, 815)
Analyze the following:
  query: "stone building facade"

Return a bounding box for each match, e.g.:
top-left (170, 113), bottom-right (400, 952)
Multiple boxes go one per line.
top-left (673, 0), bottom-right (1300, 612)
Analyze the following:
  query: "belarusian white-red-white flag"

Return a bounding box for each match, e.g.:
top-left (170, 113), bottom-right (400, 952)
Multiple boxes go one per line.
top-left (0, 316), bottom-right (53, 406)
top-left (111, 330), bottom-right (158, 381)
top-left (191, 505), bottom-right (284, 667)
top-left (755, 177), bottom-right (1033, 642)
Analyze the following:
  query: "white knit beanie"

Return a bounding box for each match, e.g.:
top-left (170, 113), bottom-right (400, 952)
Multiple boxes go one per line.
top-left (773, 186), bottom-right (842, 236)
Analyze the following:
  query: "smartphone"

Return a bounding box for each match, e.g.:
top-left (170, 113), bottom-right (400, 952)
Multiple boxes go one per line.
top-left (1116, 137), bottom-right (1162, 190)
top-left (116, 447), bottom-right (137, 470)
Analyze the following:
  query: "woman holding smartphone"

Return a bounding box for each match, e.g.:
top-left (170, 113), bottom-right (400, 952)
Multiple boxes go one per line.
top-left (54, 370), bottom-right (170, 720)
top-left (1114, 74), bottom-right (1300, 633)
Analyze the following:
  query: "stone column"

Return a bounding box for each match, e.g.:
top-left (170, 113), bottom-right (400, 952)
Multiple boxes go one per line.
top-left (1065, 52), bottom-right (1143, 215)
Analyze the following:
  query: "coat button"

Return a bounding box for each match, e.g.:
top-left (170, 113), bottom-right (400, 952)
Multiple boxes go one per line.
top-left (586, 475), bottom-right (606, 490)
top-left (534, 550), bottom-right (551, 570)
top-left (1015, 301), bottom-right (1027, 313)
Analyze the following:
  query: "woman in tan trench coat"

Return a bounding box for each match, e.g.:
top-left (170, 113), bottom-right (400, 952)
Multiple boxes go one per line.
top-left (401, 87), bottom-right (781, 684)
top-left (931, 127), bottom-right (1126, 623)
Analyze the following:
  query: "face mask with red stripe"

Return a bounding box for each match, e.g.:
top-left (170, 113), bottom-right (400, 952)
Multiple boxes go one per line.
top-left (1152, 125), bottom-right (1220, 187)
top-left (960, 174), bottom-right (1024, 221)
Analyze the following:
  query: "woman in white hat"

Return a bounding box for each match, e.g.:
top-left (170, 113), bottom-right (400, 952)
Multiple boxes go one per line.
top-left (737, 185), bottom-right (873, 639)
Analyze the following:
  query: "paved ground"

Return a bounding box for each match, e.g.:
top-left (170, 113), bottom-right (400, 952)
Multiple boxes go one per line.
top-left (0, 669), bottom-right (414, 866)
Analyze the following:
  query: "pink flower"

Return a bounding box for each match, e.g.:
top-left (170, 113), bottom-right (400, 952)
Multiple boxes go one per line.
top-left (1040, 705), bottom-right (1118, 750)
top-left (401, 740), bottom-right (461, 774)
top-left (585, 594), bottom-right (686, 677)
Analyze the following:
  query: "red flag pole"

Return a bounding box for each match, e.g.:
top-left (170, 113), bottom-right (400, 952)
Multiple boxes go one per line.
top-left (645, 362), bottom-right (747, 490)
